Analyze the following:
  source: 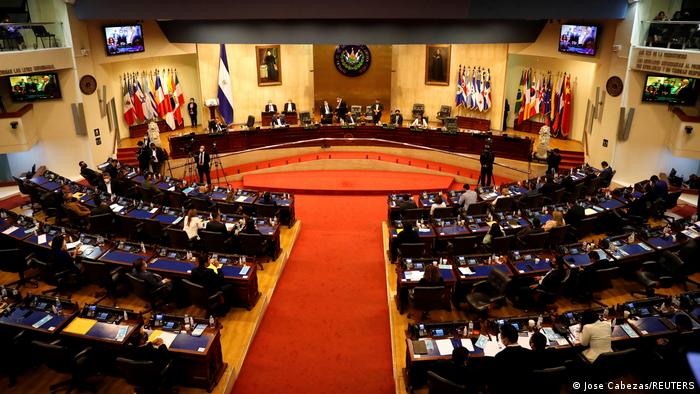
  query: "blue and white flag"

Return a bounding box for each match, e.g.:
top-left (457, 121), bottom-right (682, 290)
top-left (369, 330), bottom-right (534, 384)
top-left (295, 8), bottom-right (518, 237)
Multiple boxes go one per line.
top-left (217, 43), bottom-right (234, 125)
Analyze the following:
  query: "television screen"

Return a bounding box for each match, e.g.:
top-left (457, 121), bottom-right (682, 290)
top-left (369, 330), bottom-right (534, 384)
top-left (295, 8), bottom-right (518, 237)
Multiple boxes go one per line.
top-left (559, 24), bottom-right (598, 56)
top-left (8, 73), bottom-right (61, 101)
top-left (643, 75), bottom-right (698, 105)
top-left (104, 24), bottom-right (144, 56)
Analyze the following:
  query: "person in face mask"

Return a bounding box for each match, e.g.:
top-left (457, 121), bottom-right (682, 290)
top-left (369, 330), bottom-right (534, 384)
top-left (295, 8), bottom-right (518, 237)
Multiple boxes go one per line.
top-left (195, 145), bottom-right (211, 185)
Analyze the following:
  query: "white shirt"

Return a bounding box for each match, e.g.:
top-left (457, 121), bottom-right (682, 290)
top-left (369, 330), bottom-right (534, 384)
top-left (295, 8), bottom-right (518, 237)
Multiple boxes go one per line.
top-left (411, 118), bottom-right (428, 129)
top-left (199, 152), bottom-right (206, 166)
top-left (104, 181), bottom-right (112, 195)
top-left (580, 320), bottom-right (613, 363)
top-left (183, 216), bottom-right (204, 240)
top-left (151, 149), bottom-right (158, 163)
top-left (285, 103), bottom-right (294, 112)
top-left (266, 104), bottom-right (274, 112)
top-left (430, 201), bottom-right (447, 216)
top-left (458, 190), bottom-right (478, 211)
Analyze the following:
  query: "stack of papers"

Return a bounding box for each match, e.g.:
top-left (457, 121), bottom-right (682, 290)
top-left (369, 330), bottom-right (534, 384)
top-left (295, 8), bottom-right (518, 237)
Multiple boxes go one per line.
top-left (109, 204), bottom-right (124, 213)
top-left (460, 338), bottom-right (475, 352)
top-left (235, 196), bottom-right (248, 203)
top-left (66, 241), bottom-right (81, 250)
top-left (435, 339), bottom-right (454, 356)
top-left (458, 267), bottom-right (475, 275)
top-left (482, 339), bottom-right (504, 357)
top-left (404, 271), bottom-right (424, 281)
top-left (37, 234), bottom-right (47, 245)
top-left (148, 329), bottom-right (178, 348)
top-left (438, 264), bottom-right (452, 270)
top-left (2, 226), bottom-right (18, 235)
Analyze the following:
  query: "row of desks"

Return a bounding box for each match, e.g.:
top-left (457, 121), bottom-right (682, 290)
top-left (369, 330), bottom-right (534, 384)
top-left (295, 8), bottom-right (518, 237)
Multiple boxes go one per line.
top-left (403, 292), bottom-right (700, 388)
top-left (0, 295), bottom-right (225, 391)
top-left (0, 214), bottom-right (261, 309)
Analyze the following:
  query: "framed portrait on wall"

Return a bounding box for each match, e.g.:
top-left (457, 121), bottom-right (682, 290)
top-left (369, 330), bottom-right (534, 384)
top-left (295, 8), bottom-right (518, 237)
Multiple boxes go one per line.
top-left (256, 45), bottom-right (282, 86)
top-left (425, 44), bottom-right (450, 86)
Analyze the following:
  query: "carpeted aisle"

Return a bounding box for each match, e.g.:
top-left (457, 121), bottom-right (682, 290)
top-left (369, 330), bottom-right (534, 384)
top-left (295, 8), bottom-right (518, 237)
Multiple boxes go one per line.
top-left (232, 194), bottom-right (394, 394)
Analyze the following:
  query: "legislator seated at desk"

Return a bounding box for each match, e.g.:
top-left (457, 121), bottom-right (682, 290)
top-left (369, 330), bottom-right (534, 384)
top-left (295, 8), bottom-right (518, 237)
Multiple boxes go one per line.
top-left (282, 99), bottom-right (296, 114)
top-left (411, 114), bottom-right (428, 130)
top-left (190, 254), bottom-right (234, 311)
top-left (335, 96), bottom-right (348, 123)
top-left (342, 112), bottom-right (357, 126)
top-left (390, 109), bottom-right (403, 127)
top-left (390, 222), bottom-right (420, 262)
top-left (271, 113), bottom-right (288, 128)
top-left (204, 211), bottom-right (230, 238)
top-left (132, 258), bottom-right (173, 295)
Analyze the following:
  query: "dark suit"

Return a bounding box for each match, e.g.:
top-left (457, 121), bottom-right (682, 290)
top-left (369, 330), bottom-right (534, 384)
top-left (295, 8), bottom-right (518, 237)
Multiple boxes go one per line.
top-left (190, 265), bottom-right (235, 304)
top-left (205, 220), bottom-right (229, 237)
top-left (150, 147), bottom-right (167, 175)
top-left (598, 167), bottom-right (613, 188)
top-left (272, 116), bottom-right (286, 128)
top-left (137, 146), bottom-right (152, 173)
top-left (80, 167), bottom-right (100, 186)
top-left (187, 102), bottom-right (198, 127)
top-left (429, 360), bottom-right (474, 388)
top-left (478, 150), bottom-right (495, 186)
top-left (264, 103), bottom-right (277, 113)
top-left (531, 348), bottom-right (562, 370)
top-left (371, 102), bottom-right (384, 123)
top-left (547, 152), bottom-right (561, 175)
top-left (91, 205), bottom-right (113, 216)
top-left (196, 151), bottom-right (211, 184)
top-left (104, 164), bottom-right (119, 179)
top-left (564, 204), bottom-right (585, 227)
top-left (283, 102), bottom-right (296, 113)
top-left (335, 100), bottom-right (348, 122)
top-left (320, 103), bottom-right (333, 124)
top-left (538, 181), bottom-right (558, 198)
top-left (132, 268), bottom-right (166, 291)
top-left (390, 114), bottom-right (403, 127)
top-left (390, 227), bottom-right (421, 261)
top-left (492, 345), bottom-right (534, 393)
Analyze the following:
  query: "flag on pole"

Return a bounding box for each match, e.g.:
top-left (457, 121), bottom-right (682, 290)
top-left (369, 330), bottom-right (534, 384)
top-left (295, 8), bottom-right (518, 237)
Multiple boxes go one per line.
top-left (144, 74), bottom-right (158, 121)
top-left (456, 65), bottom-right (464, 108)
top-left (217, 43), bottom-right (234, 125)
top-left (122, 77), bottom-right (136, 126)
top-left (475, 68), bottom-right (485, 112)
top-left (175, 70), bottom-right (185, 106)
top-left (514, 70), bottom-right (524, 126)
top-left (561, 74), bottom-right (572, 137)
top-left (483, 69), bottom-right (491, 112)
top-left (131, 75), bottom-right (145, 122)
top-left (460, 67), bottom-right (468, 107)
top-left (155, 73), bottom-right (166, 117)
top-left (170, 70), bottom-right (183, 126)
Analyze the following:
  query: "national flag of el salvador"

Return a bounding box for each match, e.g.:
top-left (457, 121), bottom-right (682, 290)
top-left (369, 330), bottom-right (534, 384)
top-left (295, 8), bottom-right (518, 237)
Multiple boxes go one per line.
top-left (218, 44), bottom-right (234, 125)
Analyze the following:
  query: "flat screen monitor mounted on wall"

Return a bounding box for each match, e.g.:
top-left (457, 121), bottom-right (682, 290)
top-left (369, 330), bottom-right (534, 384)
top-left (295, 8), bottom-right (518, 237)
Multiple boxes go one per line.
top-left (9, 72), bottom-right (61, 102)
top-left (559, 24), bottom-right (598, 56)
top-left (104, 24), bottom-right (144, 56)
top-left (643, 74), bottom-right (698, 106)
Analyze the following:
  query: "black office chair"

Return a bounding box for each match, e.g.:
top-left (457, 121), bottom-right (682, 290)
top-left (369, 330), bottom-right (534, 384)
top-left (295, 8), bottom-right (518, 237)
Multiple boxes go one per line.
top-left (580, 266), bottom-right (619, 307)
top-left (81, 260), bottom-right (122, 305)
top-left (165, 227), bottom-right (191, 250)
top-left (165, 191), bottom-right (187, 209)
top-left (31, 340), bottom-right (96, 393)
top-left (140, 188), bottom-right (163, 205)
top-left (465, 201), bottom-right (490, 215)
top-left (136, 219), bottom-right (166, 243)
top-left (125, 273), bottom-right (169, 311)
top-left (633, 251), bottom-right (698, 297)
top-left (546, 225), bottom-right (571, 248)
top-left (566, 183), bottom-right (585, 203)
top-left (216, 201), bottom-right (242, 215)
top-left (435, 105), bottom-right (452, 124)
top-left (583, 177), bottom-right (601, 196)
top-left (13, 176), bottom-right (39, 209)
top-left (190, 197), bottom-right (215, 212)
top-left (465, 268), bottom-right (511, 315)
top-left (29, 255), bottom-right (79, 296)
top-left (520, 231), bottom-right (549, 249)
top-left (489, 235), bottom-right (515, 253)
top-left (0, 331), bottom-right (28, 387)
top-left (398, 243), bottom-right (426, 260)
top-left (531, 366), bottom-right (568, 394)
top-left (256, 203), bottom-right (279, 218)
top-left (401, 208), bottom-right (425, 220)
top-left (0, 248), bottom-right (38, 288)
top-left (239, 233), bottom-right (270, 270)
top-left (115, 357), bottom-right (176, 394)
top-left (199, 230), bottom-right (232, 254)
top-left (448, 236), bottom-right (480, 255)
top-left (588, 348), bottom-right (637, 382)
top-left (60, 204), bottom-right (87, 230)
top-left (572, 217), bottom-right (597, 238)
top-left (432, 207), bottom-right (455, 219)
top-left (492, 197), bottom-right (514, 213)
top-left (412, 103), bottom-right (425, 118)
top-left (426, 371), bottom-right (466, 394)
top-left (182, 279), bottom-right (225, 317)
top-left (519, 193), bottom-right (544, 209)
top-left (410, 286), bottom-right (450, 320)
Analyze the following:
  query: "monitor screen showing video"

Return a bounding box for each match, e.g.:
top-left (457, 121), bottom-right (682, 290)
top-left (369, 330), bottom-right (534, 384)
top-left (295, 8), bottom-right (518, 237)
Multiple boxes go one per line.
top-left (559, 24), bottom-right (598, 56)
top-left (104, 24), bottom-right (144, 56)
top-left (8, 73), bottom-right (61, 101)
top-left (643, 74), bottom-right (698, 105)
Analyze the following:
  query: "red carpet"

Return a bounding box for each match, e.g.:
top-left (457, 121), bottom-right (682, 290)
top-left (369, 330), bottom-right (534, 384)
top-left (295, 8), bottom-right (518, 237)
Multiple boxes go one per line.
top-left (232, 194), bottom-right (394, 394)
top-left (243, 170), bottom-right (453, 194)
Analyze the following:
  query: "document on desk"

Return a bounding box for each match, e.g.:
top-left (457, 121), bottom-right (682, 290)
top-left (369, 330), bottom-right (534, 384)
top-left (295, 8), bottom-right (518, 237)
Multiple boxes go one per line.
top-left (438, 264), bottom-right (452, 270)
top-left (148, 329), bottom-right (177, 348)
top-left (109, 204), bottom-right (124, 213)
top-left (482, 340), bottom-right (504, 357)
top-left (172, 217), bottom-right (183, 225)
top-left (66, 240), bottom-right (81, 250)
top-left (235, 196), bottom-right (248, 203)
top-left (64, 317), bottom-right (96, 335)
top-left (460, 338), bottom-right (475, 352)
top-left (584, 208), bottom-right (598, 216)
top-left (568, 324), bottom-right (581, 343)
top-left (517, 332), bottom-right (532, 349)
top-left (458, 267), bottom-right (475, 275)
top-left (225, 223), bottom-right (235, 232)
top-left (2, 226), bottom-right (18, 235)
top-left (149, 207), bottom-right (158, 214)
top-left (37, 234), bottom-right (47, 245)
top-left (405, 271), bottom-right (424, 281)
top-left (435, 339), bottom-right (454, 356)
top-left (32, 314), bottom-right (53, 329)
top-left (239, 266), bottom-right (250, 275)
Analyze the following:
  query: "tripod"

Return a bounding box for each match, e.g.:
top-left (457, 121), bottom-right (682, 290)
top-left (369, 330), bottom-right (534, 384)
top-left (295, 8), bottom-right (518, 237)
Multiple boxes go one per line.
top-left (183, 152), bottom-right (197, 183)
top-left (210, 146), bottom-right (228, 186)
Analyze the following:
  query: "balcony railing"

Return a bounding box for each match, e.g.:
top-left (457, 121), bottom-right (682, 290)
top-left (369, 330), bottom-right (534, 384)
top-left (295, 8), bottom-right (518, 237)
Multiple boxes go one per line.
top-left (0, 22), bottom-right (64, 52)
top-left (641, 20), bottom-right (700, 51)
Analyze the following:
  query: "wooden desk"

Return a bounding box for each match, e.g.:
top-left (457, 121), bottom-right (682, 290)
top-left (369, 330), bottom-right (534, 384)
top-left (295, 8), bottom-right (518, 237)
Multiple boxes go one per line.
top-left (168, 125), bottom-right (534, 162)
top-left (60, 306), bottom-right (141, 347)
top-left (396, 258), bottom-right (456, 314)
top-left (0, 296), bottom-right (78, 337)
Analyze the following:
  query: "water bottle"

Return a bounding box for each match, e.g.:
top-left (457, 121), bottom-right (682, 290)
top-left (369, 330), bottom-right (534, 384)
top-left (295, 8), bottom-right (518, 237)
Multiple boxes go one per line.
top-left (55, 297), bottom-right (62, 314)
top-left (468, 321), bottom-right (474, 336)
top-left (123, 310), bottom-right (128, 321)
top-left (536, 314), bottom-right (543, 330)
top-left (209, 315), bottom-right (216, 329)
top-left (190, 316), bottom-right (195, 327)
top-left (628, 232), bottom-right (635, 243)
top-left (184, 315), bottom-right (191, 332)
top-left (141, 242), bottom-right (146, 253)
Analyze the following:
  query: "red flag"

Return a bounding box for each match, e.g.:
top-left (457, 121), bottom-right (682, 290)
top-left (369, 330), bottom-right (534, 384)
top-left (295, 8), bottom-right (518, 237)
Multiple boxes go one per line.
top-left (561, 75), bottom-right (572, 137)
top-left (131, 76), bottom-right (145, 122)
top-left (122, 78), bottom-right (136, 126)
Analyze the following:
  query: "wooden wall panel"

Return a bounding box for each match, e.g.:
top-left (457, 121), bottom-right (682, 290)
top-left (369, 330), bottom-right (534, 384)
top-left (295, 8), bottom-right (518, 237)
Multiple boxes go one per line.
top-left (391, 44), bottom-right (508, 130)
top-left (313, 45), bottom-right (392, 121)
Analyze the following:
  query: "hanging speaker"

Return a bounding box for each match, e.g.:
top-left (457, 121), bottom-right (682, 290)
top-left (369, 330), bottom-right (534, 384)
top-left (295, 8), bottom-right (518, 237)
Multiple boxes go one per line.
top-left (71, 103), bottom-right (87, 136)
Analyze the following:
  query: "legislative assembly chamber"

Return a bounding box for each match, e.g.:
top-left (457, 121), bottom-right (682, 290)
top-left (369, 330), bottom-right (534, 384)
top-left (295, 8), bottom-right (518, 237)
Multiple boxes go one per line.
top-left (1, 0), bottom-right (700, 393)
